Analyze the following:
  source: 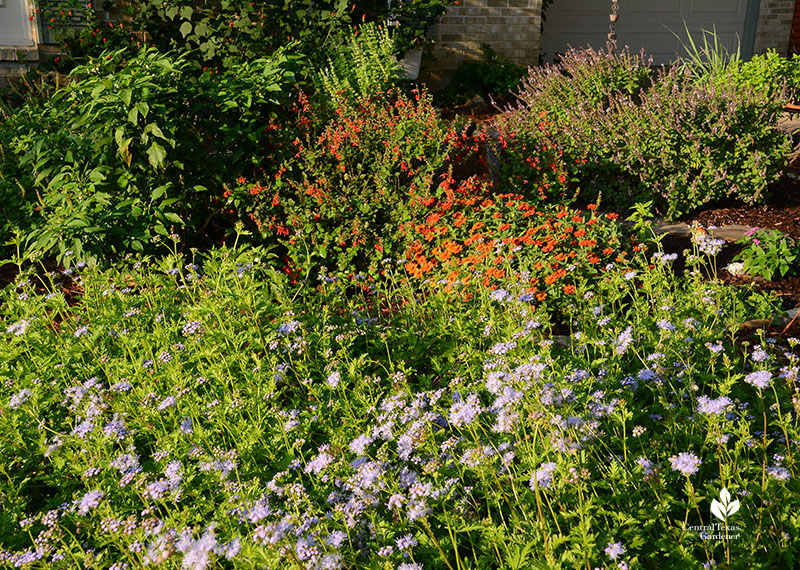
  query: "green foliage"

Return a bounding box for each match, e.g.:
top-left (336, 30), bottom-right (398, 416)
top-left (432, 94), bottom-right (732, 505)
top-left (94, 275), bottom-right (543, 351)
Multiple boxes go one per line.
top-left (35, 0), bottom-right (457, 73)
top-left (35, 0), bottom-right (353, 69)
top-left (673, 24), bottom-right (741, 82)
top-left (513, 46), bottom-right (653, 131)
top-left (315, 23), bottom-right (404, 112)
top-left (0, 235), bottom-right (796, 568)
top-left (734, 227), bottom-right (800, 281)
top-left (435, 44), bottom-right (527, 107)
top-left (723, 50), bottom-right (800, 103)
top-left (129, 0), bottom-right (353, 67)
top-left (491, 112), bottom-right (576, 204)
top-left (387, 0), bottom-right (456, 54)
top-left (3, 47), bottom-right (299, 264)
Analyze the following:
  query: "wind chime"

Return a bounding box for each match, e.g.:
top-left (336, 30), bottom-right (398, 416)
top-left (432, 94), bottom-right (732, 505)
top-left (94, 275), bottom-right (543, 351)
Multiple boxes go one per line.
top-left (607, 0), bottom-right (619, 52)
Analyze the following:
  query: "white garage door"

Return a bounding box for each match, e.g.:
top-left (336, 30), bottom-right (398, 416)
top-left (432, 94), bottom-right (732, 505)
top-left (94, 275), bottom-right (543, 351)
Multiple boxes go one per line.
top-left (541, 0), bottom-right (752, 65)
top-left (0, 0), bottom-right (36, 46)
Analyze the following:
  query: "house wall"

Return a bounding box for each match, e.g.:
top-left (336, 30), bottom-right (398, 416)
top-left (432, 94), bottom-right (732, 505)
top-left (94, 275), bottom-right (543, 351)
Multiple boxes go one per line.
top-left (423, 0), bottom-right (796, 89)
top-left (423, 0), bottom-right (542, 90)
top-left (753, 0), bottom-right (794, 54)
top-left (0, 46), bottom-right (39, 86)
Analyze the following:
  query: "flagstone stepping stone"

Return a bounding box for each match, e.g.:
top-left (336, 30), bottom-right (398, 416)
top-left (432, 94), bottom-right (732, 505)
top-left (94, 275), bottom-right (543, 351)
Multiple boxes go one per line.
top-left (650, 222), bottom-right (756, 242)
top-left (652, 222), bottom-right (691, 236)
top-left (706, 225), bottom-right (755, 242)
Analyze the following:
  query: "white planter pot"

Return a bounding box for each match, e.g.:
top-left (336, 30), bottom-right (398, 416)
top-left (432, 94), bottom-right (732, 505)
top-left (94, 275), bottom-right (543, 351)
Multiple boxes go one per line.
top-left (398, 48), bottom-right (423, 80)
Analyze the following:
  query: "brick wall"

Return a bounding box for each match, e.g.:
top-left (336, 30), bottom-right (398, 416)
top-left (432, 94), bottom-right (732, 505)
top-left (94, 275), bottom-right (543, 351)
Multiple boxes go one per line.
top-left (753, 0), bottom-right (794, 54)
top-left (0, 47), bottom-right (39, 88)
top-left (423, 0), bottom-right (541, 89)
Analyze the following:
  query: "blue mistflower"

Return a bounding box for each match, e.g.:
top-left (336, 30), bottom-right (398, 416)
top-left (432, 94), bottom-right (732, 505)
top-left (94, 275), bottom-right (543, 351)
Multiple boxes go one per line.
top-left (530, 461), bottom-right (557, 489)
top-left (8, 388), bottom-right (32, 409)
top-left (326, 371), bottom-right (341, 388)
top-left (669, 452), bottom-right (702, 476)
top-left (696, 396), bottom-right (732, 416)
top-left (613, 326), bottom-right (634, 355)
top-left (744, 370), bottom-right (772, 390)
top-left (605, 541), bottom-right (626, 560)
top-left (75, 490), bottom-right (105, 515)
top-left (395, 534), bottom-right (418, 551)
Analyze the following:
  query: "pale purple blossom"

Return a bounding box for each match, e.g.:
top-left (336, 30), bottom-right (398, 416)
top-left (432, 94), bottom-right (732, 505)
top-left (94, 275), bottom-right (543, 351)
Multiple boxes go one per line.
top-left (530, 461), bottom-right (557, 489)
top-left (696, 396), bottom-right (732, 416)
top-left (327, 371), bottom-right (341, 389)
top-left (669, 452), bottom-right (702, 476)
top-left (605, 541), bottom-right (626, 560)
top-left (744, 370), bottom-right (772, 389)
top-left (8, 388), bottom-right (32, 409)
top-left (75, 490), bottom-right (104, 515)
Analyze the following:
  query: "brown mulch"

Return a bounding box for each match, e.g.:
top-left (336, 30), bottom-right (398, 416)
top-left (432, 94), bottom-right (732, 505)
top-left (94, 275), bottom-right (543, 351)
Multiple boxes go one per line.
top-left (690, 174), bottom-right (800, 240)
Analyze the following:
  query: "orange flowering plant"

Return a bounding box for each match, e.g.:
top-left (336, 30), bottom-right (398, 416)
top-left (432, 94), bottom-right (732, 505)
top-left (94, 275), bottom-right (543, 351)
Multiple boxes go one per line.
top-left (402, 179), bottom-right (646, 314)
top-left (233, 88), bottom-right (452, 276)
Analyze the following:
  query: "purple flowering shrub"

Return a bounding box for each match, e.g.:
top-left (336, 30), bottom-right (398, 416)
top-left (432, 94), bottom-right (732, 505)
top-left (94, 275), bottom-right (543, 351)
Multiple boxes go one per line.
top-left (508, 47), bottom-right (791, 218)
top-left (0, 239), bottom-right (798, 568)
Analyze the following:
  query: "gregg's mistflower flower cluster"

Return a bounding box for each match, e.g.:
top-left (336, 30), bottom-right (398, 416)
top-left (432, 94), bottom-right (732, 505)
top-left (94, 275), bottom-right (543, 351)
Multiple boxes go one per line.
top-left (669, 452), bottom-right (702, 476)
top-left (744, 370), bottom-right (772, 390)
top-left (691, 227), bottom-right (726, 257)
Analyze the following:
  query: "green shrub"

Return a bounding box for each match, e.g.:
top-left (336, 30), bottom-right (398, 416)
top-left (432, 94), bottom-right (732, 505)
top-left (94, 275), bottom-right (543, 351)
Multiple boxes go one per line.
top-left (723, 50), bottom-right (800, 103)
top-left (733, 227), bottom-right (800, 281)
top-left (435, 44), bottom-right (527, 106)
top-left (314, 23), bottom-right (405, 113)
top-left (35, 0), bottom-right (353, 70)
top-left (512, 46), bottom-right (653, 130)
top-left (3, 47), bottom-right (299, 264)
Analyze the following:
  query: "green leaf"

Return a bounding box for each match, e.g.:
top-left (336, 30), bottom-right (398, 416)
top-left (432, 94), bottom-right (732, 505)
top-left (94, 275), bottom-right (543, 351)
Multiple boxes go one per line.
top-left (180, 21), bottom-right (193, 38)
top-left (127, 107), bottom-right (139, 125)
top-left (179, 6), bottom-right (193, 19)
top-left (151, 185), bottom-right (169, 201)
top-left (147, 142), bottom-right (167, 169)
top-left (163, 212), bottom-right (184, 225)
top-left (88, 169), bottom-right (106, 184)
top-left (143, 123), bottom-right (167, 141)
top-left (137, 101), bottom-right (150, 119)
top-left (120, 89), bottom-right (132, 106)
top-left (194, 21), bottom-right (208, 38)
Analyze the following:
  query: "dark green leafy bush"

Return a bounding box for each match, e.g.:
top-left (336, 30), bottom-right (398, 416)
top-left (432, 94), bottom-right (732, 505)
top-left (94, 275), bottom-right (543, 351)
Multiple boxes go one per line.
top-left (434, 44), bottom-right (527, 106)
top-left (35, 0), bottom-right (352, 70)
top-left (314, 23), bottom-right (405, 114)
top-left (3, 47), bottom-right (299, 263)
top-left (36, 0), bottom-right (457, 74)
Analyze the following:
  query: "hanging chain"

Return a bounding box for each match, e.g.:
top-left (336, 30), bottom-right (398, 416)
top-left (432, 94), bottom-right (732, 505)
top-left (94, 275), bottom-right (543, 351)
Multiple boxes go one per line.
top-left (607, 0), bottom-right (619, 52)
